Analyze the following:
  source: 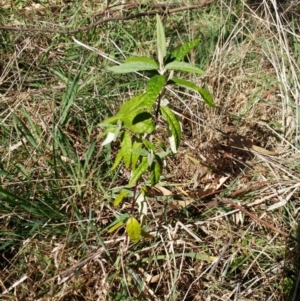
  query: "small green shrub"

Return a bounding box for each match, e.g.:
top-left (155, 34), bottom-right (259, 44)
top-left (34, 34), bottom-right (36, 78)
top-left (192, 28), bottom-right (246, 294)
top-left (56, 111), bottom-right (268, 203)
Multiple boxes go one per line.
top-left (100, 15), bottom-right (214, 242)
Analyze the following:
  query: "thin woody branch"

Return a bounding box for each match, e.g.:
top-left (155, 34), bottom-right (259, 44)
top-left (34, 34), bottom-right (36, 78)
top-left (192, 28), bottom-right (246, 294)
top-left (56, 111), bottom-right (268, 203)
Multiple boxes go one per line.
top-left (0, 0), bottom-right (215, 34)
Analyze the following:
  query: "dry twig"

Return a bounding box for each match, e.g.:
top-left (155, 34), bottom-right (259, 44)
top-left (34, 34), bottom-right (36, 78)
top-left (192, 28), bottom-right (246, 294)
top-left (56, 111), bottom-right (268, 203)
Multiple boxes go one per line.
top-left (0, 0), bottom-right (215, 34)
top-left (215, 195), bottom-right (300, 243)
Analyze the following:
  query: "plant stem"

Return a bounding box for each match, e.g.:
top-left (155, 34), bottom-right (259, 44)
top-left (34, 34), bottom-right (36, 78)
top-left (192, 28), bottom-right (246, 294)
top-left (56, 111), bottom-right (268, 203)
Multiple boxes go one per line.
top-left (130, 180), bottom-right (139, 216)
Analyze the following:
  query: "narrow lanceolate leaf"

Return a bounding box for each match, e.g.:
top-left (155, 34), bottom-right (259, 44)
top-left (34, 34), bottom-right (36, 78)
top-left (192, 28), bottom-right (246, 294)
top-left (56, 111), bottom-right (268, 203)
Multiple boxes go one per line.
top-left (104, 213), bottom-right (129, 233)
top-left (126, 217), bottom-right (141, 243)
top-left (114, 189), bottom-right (130, 207)
top-left (118, 94), bottom-right (146, 115)
top-left (108, 60), bottom-right (158, 74)
top-left (120, 75), bottom-right (164, 115)
top-left (131, 148), bottom-right (148, 157)
top-left (125, 112), bottom-right (155, 134)
top-left (143, 139), bottom-right (156, 152)
top-left (171, 77), bottom-right (215, 107)
top-left (150, 156), bottom-right (163, 186)
top-left (107, 221), bottom-right (124, 233)
top-left (106, 95), bottom-right (149, 128)
top-left (146, 75), bottom-right (166, 100)
top-left (105, 75), bottom-right (166, 128)
top-left (160, 106), bottom-right (181, 153)
top-left (165, 61), bottom-right (204, 75)
top-left (156, 14), bottom-right (166, 68)
top-left (147, 150), bottom-right (154, 166)
top-left (196, 87), bottom-right (215, 107)
top-left (111, 148), bottom-right (124, 171)
top-left (124, 56), bottom-right (158, 68)
top-left (171, 39), bottom-right (200, 61)
top-left (122, 75), bottom-right (166, 133)
top-left (101, 115), bottom-right (122, 125)
top-left (128, 157), bottom-right (148, 186)
top-left (121, 132), bottom-right (132, 168)
top-left (131, 141), bottom-right (143, 171)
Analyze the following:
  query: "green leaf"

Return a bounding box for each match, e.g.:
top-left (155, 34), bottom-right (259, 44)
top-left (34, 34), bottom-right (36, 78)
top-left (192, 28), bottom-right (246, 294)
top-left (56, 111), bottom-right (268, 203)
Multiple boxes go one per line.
top-left (171, 39), bottom-right (200, 61)
top-left (107, 221), bottom-right (124, 233)
top-left (118, 94), bottom-right (146, 115)
top-left (196, 88), bottom-right (215, 107)
top-left (121, 131), bottom-right (132, 168)
top-left (101, 115), bottom-right (122, 125)
top-left (150, 156), bottom-right (163, 186)
top-left (156, 150), bottom-right (170, 158)
top-left (108, 59), bottom-right (158, 73)
top-left (111, 148), bottom-right (124, 171)
top-left (171, 77), bottom-right (215, 107)
top-left (143, 139), bottom-right (156, 152)
top-left (156, 14), bottom-right (166, 68)
top-left (147, 150), bottom-right (154, 166)
top-left (104, 75), bottom-right (166, 128)
top-left (121, 75), bottom-right (165, 133)
top-left (126, 217), bottom-right (141, 243)
top-left (121, 75), bottom-right (166, 114)
top-left (146, 74), bottom-right (166, 100)
top-left (114, 189), bottom-right (130, 207)
top-left (125, 112), bottom-right (155, 134)
top-left (124, 56), bottom-right (158, 67)
top-left (131, 140), bottom-right (143, 171)
top-left (102, 213), bottom-right (129, 234)
top-left (128, 157), bottom-right (149, 186)
top-left (103, 95), bottom-right (146, 126)
top-left (160, 106), bottom-right (181, 153)
top-left (165, 61), bottom-right (204, 75)
top-left (131, 148), bottom-right (149, 157)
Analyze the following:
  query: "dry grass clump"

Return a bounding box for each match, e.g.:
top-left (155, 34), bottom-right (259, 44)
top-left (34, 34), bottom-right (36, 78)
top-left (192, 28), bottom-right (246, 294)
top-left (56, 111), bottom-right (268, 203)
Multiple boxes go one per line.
top-left (0, 0), bottom-right (300, 300)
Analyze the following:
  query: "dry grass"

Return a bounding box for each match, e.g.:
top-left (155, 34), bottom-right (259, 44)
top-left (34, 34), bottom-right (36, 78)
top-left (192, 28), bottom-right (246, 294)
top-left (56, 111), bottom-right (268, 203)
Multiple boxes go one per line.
top-left (0, 0), bottom-right (300, 300)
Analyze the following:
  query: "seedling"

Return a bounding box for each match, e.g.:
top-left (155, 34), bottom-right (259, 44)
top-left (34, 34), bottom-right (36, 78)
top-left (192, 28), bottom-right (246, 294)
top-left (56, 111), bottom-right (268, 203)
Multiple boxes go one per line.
top-left (100, 15), bottom-right (215, 243)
